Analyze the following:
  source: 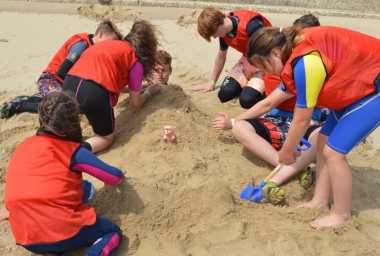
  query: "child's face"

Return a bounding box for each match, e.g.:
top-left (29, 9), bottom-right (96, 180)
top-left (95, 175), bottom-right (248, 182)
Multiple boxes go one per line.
top-left (266, 50), bottom-right (284, 75)
top-left (254, 50), bottom-right (284, 75)
top-left (211, 25), bottom-right (226, 39)
top-left (152, 63), bottom-right (172, 84)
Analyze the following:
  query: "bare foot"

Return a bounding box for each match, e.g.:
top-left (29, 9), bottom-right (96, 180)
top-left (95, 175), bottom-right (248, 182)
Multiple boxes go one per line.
top-left (296, 201), bottom-right (329, 211)
top-left (310, 212), bottom-right (352, 229)
top-left (0, 208), bottom-right (9, 222)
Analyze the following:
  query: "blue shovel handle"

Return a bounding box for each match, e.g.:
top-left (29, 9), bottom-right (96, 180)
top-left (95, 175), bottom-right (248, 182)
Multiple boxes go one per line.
top-left (296, 138), bottom-right (312, 151)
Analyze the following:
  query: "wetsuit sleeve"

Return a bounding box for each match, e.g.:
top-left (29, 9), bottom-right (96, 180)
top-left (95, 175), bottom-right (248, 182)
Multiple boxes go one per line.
top-left (128, 60), bottom-right (144, 92)
top-left (66, 40), bottom-right (88, 63)
top-left (246, 17), bottom-right (264, 37)
top-left (292, 52), bottom-right (327, 108)
top-left (70, 147), bottom-right (124, 185)
top-left (57, 40), bottom-right (88, 80)
top-left (219, 38), bottom-right (229, 51)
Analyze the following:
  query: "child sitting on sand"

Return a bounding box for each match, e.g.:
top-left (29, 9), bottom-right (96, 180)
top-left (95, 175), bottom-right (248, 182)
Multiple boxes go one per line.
top-left (4, 91), bottom-right (125, 255)
top-left (63, 20), bottom-right (161, 153)
top-left (0, 19), bottom-right (122, 119)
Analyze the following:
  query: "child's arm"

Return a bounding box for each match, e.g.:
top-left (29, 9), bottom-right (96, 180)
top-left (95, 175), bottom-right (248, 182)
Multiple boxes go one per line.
top-left (235, 88), bottom-right (293, 121)
top-left (279, 53), bottom-right (326, 164)
top-left (70, 147), bottom-right (124, 185)
top-left (279, 107), bottom-right (314, 165)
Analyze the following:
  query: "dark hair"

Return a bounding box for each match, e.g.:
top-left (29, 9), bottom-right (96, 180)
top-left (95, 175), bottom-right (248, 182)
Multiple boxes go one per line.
top-left (246, 26), bottom-right (303, 69)
top-left (293, 14), bottom-right (320, 28)
top-left (37, 91), bottom-right (83, 143)
top-left (124, 20), bottom-right (160, 81)
top-left (197, 7), bottom-right (225, 42)
top-left (95, 19), bottom-right (123, 40)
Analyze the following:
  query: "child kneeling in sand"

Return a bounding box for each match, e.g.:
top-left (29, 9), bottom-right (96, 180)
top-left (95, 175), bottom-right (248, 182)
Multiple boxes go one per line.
top-left (3, 91), bottom-right (125, 255)
top-left (63, 20), bottom-right (161, 153)
top-left (0, 19), bottom-right (122, 119)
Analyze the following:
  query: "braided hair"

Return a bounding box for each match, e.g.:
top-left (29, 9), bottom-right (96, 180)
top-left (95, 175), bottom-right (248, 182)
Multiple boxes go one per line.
top-left (37, 91), bottom-right (83, 143)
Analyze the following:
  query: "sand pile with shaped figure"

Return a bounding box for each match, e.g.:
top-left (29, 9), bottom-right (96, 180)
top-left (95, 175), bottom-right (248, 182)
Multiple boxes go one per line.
top-left (0, 4), bottom-right (380, 256)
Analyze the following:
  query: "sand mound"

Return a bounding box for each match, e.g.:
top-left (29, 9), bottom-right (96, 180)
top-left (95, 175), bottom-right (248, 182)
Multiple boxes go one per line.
top-left (1, 10), bottom-right (380, 256)
top-left (176, 10), bottom-right (202, 27)
top-left (77, 4), bottom-right (140, 23)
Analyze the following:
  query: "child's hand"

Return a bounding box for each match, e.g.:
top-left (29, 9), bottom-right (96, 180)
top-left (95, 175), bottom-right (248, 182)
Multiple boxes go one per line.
top-left (141, 81), bottom-right (150, 90)
top-left (192, 83), bottom-right (214, 92)
top-left (147, 83), bottom-right (161, 96)
top-left (212, 112), bottom-right (232, 130)
top-left (278, 148), bottom-right (299, 165)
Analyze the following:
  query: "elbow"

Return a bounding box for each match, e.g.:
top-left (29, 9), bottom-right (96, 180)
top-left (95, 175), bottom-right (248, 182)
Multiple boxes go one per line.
top-left (106, 176), bottom-right (124, 186)
top-left (130, 101), bottom-right (141, 109)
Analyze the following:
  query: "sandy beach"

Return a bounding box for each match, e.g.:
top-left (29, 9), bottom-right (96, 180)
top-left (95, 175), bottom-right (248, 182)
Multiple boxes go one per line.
top-left (0, 1), bottom-right (380, 255)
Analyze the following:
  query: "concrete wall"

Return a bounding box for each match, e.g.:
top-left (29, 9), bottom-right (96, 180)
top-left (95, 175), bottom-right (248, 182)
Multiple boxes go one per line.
top-left (5, 0), bottom-right (380, 18)
top-left (200, 0), bottom-right (380, 14)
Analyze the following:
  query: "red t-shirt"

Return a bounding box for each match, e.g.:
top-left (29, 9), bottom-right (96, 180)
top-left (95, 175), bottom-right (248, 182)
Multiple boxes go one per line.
top-left (5, 135), bottom-right (96, 245)
top-left (68, 40), bottom-right (138, 96)
top-left (282, 26), bottom-right (380, 110)
top-left (43, 33), bottom-right (92, 83)
top-left (223, 10), bottom-right (272, 56)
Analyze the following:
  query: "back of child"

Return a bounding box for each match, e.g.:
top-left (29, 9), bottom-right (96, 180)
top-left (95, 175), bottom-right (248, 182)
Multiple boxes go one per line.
top-left (63, 19), bottom-right (162, 153)
top-left (5, 91), bottom-right (124, 255)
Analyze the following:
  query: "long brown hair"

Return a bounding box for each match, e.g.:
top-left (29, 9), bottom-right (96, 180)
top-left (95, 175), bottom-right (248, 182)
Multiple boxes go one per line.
top-left (37, 91), bottom-right (83, 143)
top-left (124, 20), bottom-right (160, 81)
top-left (246, 26), bottom-right (304, 69)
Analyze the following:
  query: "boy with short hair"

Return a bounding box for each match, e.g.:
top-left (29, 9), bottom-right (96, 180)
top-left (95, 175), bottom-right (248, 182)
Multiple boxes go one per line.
top-left (192, 7), bottom-right (272, 110)
top-left (152, 50), bottom-right (172, 85)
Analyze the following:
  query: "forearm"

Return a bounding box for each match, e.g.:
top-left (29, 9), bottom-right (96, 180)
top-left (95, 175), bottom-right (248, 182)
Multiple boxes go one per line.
top-left (70, 147), bottom-right (124, 185)
top-left (236, 88), bottom-right (293, 121)
top-left (235, 99), bottom-right (272, 121)
top-left (281, 108), bottom-right (312, 154)
top-left (211, 53), bottom-right (227, 82)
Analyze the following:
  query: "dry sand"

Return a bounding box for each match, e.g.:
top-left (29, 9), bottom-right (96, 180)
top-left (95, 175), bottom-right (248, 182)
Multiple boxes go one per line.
top-left (1, 2), bottom-right (380, 255)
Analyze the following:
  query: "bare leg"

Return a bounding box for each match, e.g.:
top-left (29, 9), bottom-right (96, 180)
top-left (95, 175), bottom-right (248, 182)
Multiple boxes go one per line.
top-left (310, 145), bottom-right (352, 229)
top-left (86, 132), bottom-right (115, 154)
top-left (270, 127), bottom-right (319, 185)
top-left (232, 121), bottom-right (279, 166)
top-left (0, 208), bottom-right (9, 221)
top-left (233, 121), bottom-right (319, 186)
top-left (245, 77), bottom-right (266, 93)
top-left (297, 133), bottom-right (331, 211)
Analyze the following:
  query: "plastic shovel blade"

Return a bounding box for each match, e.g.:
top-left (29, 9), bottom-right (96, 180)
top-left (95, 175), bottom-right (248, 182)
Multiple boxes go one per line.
top-left (240, 183), bottom-right (255, 200)
top-left (251, 181), bottom-right (267, 203)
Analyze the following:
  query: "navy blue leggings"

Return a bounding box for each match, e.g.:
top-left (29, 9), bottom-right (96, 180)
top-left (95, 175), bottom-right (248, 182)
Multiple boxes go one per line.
top-left (23, 216), bottom-right (122, 256)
